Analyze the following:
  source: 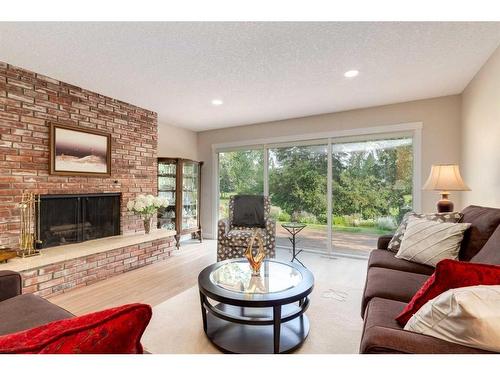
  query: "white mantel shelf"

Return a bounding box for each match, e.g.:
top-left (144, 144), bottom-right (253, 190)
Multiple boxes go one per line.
top-left (0, 229), bottom-right (176, 273)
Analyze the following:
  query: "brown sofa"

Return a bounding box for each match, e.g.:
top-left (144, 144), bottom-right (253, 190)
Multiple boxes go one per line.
top-left (359, 205), bottom-right (500, 354)
top-left (0, 270), bottom-right (74, 336)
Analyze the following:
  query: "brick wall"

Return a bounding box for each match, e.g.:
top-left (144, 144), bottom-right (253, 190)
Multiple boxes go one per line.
top-left (20, 237), bottom-right (174, 298)
top-left (0, 61), bottom-right (158, 247)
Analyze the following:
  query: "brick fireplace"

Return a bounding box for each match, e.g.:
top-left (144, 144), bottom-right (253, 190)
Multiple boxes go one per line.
top-left (0, 61), bottom-right (158, 248)
top-left (0, 62), bottom-right (177, 298)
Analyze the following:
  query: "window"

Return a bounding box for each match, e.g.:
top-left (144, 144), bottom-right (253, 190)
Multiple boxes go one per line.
top-left (216, 131), bottom-right (417, 257)
top-left (218, 149), bottom-right (264, 219)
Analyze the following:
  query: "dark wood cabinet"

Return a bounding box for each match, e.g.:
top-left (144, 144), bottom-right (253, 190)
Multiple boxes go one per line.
top-left (157, 158), bottom-right (202, 248)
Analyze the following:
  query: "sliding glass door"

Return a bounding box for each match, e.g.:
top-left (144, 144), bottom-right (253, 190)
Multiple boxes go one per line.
top-left (216, 134), bottom-right (414, 257)
top-left (218, 149), bottom-right (264, 219)
top-left (268, 143), bottom-right (328, 251)
top-left (331, 137), bottom-right (413, 256)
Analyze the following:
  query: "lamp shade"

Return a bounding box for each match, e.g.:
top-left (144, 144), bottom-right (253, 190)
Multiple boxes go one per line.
top-left (422, 164), bottom-right (470, 191)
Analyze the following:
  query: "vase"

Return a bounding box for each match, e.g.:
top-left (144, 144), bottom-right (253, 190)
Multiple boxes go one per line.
top-left (143, 217), bottom-right (152, 234)
top-left (244, 230), bottom-right (266, 276)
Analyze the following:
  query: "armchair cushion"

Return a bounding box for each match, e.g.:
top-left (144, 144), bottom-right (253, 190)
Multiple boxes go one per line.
top-left (226, 229), bottom-right (254, 241)
top-left (232, 195), bottom-right (265, 228)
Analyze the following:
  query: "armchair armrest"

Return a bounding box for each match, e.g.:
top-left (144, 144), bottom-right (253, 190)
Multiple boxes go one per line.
top-left (263, 219), bottom-right (276, 255)
top-left (264, 218), bottom-right (276, 235)
top-left (0, 271), bottom-right (22, 302)
top-left (218, 218), bottom-right (230, 239)
top-left (377, 234), bottom-right (394, 250)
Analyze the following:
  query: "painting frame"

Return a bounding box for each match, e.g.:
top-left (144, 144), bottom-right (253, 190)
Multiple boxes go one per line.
top-left (49, 122), bottom-right (111, 177)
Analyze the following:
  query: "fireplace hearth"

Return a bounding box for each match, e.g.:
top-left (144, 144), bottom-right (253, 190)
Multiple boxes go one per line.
top-left (38, 193), bottom-right (121, 249)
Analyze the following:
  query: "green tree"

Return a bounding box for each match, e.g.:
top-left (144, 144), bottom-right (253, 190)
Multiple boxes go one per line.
top-left (269, 146), bottom-right (327, 222)
top-left (219, 150), bottom-right (264, 197)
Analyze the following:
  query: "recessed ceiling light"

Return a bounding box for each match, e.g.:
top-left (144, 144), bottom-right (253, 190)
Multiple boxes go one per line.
top-left (344, 70), bottom-right (359, 78)
top-left (211, 99), bottom-right (223, 106)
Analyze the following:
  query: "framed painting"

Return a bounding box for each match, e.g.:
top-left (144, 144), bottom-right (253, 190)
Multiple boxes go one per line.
top-left (49, 123), bottom-right (111, 177)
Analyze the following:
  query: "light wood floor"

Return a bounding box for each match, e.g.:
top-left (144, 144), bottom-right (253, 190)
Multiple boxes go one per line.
top-left (49, 240), bottom-right (217, 315)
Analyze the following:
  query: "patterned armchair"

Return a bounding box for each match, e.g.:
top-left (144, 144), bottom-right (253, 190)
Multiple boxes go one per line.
top-left (217, 195), bottom-right (276, 261)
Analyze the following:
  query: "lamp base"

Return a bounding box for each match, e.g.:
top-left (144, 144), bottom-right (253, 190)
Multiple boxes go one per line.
top-left (437, 193), bottom-right (454, 213)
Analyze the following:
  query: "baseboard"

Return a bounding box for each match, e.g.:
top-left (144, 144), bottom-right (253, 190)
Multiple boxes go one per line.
top-left (203, 233), bottom-right (215, 240)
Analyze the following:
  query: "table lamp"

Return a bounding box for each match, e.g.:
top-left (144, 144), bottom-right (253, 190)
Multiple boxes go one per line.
top-left (422, 164), bottom-right (470, 213)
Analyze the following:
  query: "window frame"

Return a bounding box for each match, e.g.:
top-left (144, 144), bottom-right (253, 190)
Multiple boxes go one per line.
top-left (212, 122), bottom-right (422, 255)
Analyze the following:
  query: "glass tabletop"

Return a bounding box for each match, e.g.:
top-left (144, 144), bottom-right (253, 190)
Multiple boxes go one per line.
top-left (210, 260), bottom-right (303, 294)
top-left (281, 222), bottom-right (307, 229)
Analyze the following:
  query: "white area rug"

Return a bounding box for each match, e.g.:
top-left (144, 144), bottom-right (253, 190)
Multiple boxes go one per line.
top-left (142, 254), bottom-right (367, 354)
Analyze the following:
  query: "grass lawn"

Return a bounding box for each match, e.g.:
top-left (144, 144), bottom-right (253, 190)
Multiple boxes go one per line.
top-left (219, 198), bottom-right (394, 236)
top-left (278, 222), bottom-right (393, 236)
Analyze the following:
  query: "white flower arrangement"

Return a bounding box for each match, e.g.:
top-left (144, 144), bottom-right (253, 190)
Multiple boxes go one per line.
top-left (127, 194), bottom-right (168, 219)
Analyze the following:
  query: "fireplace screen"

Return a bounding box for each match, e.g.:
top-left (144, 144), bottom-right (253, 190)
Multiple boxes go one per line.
top-left (38, 193), bottom-right (121, 248)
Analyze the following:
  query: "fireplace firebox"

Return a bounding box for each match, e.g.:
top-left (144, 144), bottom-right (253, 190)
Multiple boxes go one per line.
top-left (38, 193), bottom-right (121, 249)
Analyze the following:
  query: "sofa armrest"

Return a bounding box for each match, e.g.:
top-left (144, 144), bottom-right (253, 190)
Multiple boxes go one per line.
top-left (360, 325), bottom-right (493, 354)
top-left (218, 218), bottom-right (230, 238)
top-left (377, 234), bottom-right (394, 250)
top-left (0, 271), bottom-right (22, 302)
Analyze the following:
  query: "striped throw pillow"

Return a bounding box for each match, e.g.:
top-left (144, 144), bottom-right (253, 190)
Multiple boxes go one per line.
top-left (395, 217), bottom-right (470, 267)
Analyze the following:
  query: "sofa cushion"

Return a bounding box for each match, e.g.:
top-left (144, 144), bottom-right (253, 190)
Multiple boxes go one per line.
top-left (360, 297), bottom-right (491, 354)
top-left (0, 303), bottom-right (151, 354)
top-left (361, 267), bottom-right (429, 317)
top-left (460, 205), bottom-right (500, 261)
top-left (471, 225), bottom-right (500, 265)
top-left (396, 259), bottom-right (500, 325)
top-left (0, 294), bottom-right (74, 336)
top-left (368, 249), bottom-right (434, 275)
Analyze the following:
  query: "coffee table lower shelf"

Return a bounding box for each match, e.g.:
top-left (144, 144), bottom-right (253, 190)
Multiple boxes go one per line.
top-left (204, 303), bottom-right (310, 354)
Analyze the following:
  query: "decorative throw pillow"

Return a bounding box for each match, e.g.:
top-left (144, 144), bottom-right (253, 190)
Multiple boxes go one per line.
top-left (387, 211), bottom-right (463, 252)
top-left (0, 303), bottom-right (152, 354)
top-left (396, 259), bottom-right (500, 325)
top-left (395, 217), bottom-right (470, 267)
top-left (404, 285), bottom-right (500, 352)
top-left (232, 195), bottom-right (265, 228)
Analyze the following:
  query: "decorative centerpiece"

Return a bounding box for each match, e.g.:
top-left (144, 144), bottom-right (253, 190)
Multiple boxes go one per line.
top-left (127, 194), bottom-right (168, 234)
top-left (244, 229), bottom-right (266, 276)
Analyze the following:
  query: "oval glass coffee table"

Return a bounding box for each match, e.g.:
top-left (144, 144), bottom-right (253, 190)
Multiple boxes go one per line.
top-left (198, 259), bottom-right (314, 354)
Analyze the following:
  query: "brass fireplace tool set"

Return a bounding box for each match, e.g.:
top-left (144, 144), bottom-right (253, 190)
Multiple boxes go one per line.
top-left (18, 192), bottom-right (42, 257)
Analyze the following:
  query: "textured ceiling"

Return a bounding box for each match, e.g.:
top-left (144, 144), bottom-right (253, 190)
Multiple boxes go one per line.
top-left (0, 22), bottom-right (499, 131)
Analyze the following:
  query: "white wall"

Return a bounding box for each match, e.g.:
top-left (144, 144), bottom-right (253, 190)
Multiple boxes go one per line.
top-left (197, 95), bottom-right (463, 237)
top-left (461, 45), bottom-right (500, 208)
top-left (158, 122), bottom-right (198, 160)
